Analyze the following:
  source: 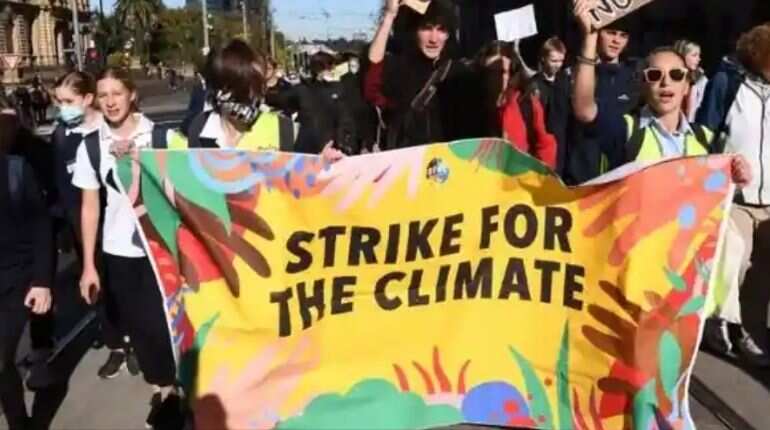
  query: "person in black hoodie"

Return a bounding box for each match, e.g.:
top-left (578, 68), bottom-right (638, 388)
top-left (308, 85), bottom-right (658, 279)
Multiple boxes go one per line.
top-left (0, 112), bottom-right (55, 430)
top-left (267, 51), bottom-right (359, 155)
top-left (365, 0), bottom-right (472, 149)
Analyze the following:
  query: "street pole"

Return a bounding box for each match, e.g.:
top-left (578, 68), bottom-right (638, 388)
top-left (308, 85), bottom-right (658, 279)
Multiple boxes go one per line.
top-left (71, 0), bottom-right (83, 70)
top-left (269, 27), bottom-right (275, 57)
top-left (241, 0), bottom-right (248, 41)
top-left (202, 0), bottom-right (210, 53)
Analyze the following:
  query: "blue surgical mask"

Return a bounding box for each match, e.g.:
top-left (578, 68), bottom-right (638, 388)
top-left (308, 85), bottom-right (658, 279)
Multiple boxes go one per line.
top-left (56, 105), bottom-right (85, 127)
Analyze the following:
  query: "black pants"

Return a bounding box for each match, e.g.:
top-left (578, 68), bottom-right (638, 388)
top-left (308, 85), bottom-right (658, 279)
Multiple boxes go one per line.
top-left (54, 213), bottom-right (126, 351)
top-left (0, 290), bottom-right (68, 430)
top-left (103, 254), bottom-right (176, 386)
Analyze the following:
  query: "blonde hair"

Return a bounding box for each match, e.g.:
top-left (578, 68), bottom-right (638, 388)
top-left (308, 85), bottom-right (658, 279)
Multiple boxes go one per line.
top-left (673, 39), bottom-right (700, 58)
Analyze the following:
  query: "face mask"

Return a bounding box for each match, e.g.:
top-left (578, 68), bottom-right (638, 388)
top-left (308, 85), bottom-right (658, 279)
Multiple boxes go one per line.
top-left (57, 105), bottom-right (85, 127)
top-left (214, 90), bottom-right (262, 129)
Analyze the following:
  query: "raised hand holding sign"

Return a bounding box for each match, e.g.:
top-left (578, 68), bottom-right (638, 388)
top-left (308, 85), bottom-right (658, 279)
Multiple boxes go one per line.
top-left (589, 0), bottom-right (656, 29)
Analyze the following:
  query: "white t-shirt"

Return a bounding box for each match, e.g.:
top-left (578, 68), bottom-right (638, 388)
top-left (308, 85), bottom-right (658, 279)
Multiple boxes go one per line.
top-left (72, 114), bottom-right (154, 258)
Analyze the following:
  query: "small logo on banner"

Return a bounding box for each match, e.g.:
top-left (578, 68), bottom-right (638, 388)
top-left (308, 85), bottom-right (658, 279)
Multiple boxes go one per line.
top-left (426, 158), bottom-right (449, 184)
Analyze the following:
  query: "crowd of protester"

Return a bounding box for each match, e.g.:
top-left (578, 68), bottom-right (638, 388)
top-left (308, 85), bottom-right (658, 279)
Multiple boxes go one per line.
top-left (1, 0), bottom-right (769, 428)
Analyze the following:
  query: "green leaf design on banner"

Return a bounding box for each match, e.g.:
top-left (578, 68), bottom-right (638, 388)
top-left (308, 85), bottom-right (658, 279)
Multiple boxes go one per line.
top-left (556, 323), bottom-right (573, 430)
top-left (141, 153), bottom-right (180, 259)
top-left (677, 296), bottom-right (706, 318)
top-left (508, 346), bottom-right (553, 427)
top-left (166, 151), bottom-right (232, 233)
top-left (116, 158), bottom-right (133, 192)
top-left (277, 379), bottom-right (461, 429)
top-left (633, 380), bottom-right (658, 430)
top-left (665, 268), bottom-right (686, 291)
top-left (179, 313), bottom-right (220, 395)
top-left (659, 331), bottom-right (682, 399)
top-left (695, 258), bottom-right (710, 281)
top-left (448, 139), bottom-right (551, 176)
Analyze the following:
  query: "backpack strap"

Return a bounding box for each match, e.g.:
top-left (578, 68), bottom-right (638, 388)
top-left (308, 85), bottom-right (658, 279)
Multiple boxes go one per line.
top-left (715, 70), bottom-right (745, 153)
top-left (277, 113), bottom-right (295, 152)
top-left (84, 131), bottom-right (102, 187)
top-left (690, 123), bottom-right (711, 153)
top-left (8, 155), bottom-right (24, 216)
top-left (410, 59), bottom-right (453, 112)
top-left (517, 94), bottom-right (538, 156)
top-left (624, 114), bottom-right (645, 162)
top-left (53, 124), bottom-right (67, 146)
top-left (152, 126), bottom-right (168, 149)
top-left (186, 111), bottom-right (218, 148)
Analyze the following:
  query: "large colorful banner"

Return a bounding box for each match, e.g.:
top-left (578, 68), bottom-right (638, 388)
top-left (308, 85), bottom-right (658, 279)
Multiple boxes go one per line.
top-left (118, 139), bottom-right (734, 430)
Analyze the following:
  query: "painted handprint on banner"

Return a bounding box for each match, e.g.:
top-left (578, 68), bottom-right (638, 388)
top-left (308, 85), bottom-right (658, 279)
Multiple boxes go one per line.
top-left (318, 146), bottom-right (427, 212)
top-left (580, 156), bottom-right (731, 269)
top-left (195, 335), bottom-right (320, 430)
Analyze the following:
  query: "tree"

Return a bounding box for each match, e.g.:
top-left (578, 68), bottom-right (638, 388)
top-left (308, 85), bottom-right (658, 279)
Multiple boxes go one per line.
top-left (154, 8), bottom-right (204, 66)
top-left (115, 0), bottom-right (163, 63)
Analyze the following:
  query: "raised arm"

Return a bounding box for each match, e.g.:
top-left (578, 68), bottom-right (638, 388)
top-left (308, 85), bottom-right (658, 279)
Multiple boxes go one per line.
top-left (571, 0), bottom-right (600, 124)
top-left (368, 0), bottom-right (401, 64)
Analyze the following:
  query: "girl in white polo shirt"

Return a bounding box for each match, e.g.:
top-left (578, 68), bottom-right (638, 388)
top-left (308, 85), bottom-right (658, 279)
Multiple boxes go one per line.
top-left (71, 67), bottom-right (177, 427)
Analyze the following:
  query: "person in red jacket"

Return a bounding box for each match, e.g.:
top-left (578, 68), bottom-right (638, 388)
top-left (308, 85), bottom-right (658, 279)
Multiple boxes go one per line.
top-left (477, 41), bottom-right (557, 169)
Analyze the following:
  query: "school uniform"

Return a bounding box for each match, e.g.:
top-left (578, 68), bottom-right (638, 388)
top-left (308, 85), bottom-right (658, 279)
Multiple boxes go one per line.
top-left (71, 114), bottom-right (176, 387)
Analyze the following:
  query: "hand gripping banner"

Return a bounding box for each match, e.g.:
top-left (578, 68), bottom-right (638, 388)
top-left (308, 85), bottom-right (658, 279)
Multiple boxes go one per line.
top-left (118, 139), bottom-right (734, 430)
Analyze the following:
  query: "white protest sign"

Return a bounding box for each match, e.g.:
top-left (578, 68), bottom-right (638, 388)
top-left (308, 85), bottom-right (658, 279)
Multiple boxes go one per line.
top-left (494, 5), bottom-right (538, 42)
top-left (589, 0), bottom-right (656, 29)
top-left (403, 0), bottom-right (430, 15)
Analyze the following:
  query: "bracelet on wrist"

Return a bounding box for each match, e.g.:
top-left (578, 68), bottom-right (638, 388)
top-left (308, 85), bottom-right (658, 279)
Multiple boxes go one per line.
top-left (576, 55), bottom-right (599, 66)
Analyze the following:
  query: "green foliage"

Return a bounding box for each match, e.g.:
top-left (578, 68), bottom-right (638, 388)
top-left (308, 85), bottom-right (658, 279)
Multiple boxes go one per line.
top-left (277, 379), bottom-right (461, 429)
top-left (508, 345), bottom-right (554, 427)
top-left (106, 52), bottom-right (129, 68)
top-left (115, 0), bottom-right (163, 61)
top-left (556, 323), bottom-right (574, 430)
top-left (154, 8), bottom-right (205, 65)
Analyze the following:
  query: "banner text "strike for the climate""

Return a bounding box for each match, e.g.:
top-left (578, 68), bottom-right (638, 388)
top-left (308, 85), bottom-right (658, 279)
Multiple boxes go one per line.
top-left (270, 203), bottom-right (586, 337)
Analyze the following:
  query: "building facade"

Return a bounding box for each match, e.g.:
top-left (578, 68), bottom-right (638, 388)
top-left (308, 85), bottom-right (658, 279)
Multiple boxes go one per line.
top-left (0, 0), bottom-right (91, 74)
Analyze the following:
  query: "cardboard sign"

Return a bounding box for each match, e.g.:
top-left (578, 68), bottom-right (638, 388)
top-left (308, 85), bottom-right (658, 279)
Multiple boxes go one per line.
top-left (403, 0), bottom-right (430, 15)
top-left (494, 5), bottom-right (538, 42)
top-left (589, 0), bottom-right (656, 29)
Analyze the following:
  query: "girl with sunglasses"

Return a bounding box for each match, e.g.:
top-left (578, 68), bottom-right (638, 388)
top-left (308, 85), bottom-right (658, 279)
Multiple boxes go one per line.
top-left (571, 0), bottom-right (751, 184)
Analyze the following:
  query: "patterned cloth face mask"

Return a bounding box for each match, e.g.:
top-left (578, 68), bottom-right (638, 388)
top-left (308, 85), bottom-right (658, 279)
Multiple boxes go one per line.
top-left (214, 90), bottom-right (262, 128)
